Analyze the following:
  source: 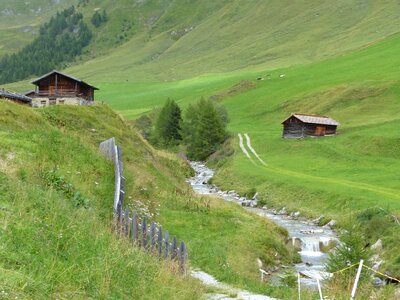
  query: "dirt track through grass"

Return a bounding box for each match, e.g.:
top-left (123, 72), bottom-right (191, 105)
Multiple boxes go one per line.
top-left (238, 133), bottom-right (256, 165)
top-left (244, 133), bottom-right (268, 167)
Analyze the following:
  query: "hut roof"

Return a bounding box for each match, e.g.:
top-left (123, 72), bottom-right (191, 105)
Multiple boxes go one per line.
top-left (31, 70), bottom-right (99, 90)
top-left (24, 90), bottom-right (35, 95)
top-left (282, 113), bottom-right (340, 126)
top-left (0, 89), bottom-right (32, 104)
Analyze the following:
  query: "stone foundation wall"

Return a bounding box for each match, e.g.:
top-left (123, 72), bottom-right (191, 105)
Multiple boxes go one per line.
top-left (31, 97), bottom-right (93, 108)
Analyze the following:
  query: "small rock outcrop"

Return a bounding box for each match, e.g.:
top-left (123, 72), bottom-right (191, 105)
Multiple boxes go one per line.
top-left (323, 219), bottom-right (336, 229)
top-left (371, 239), bottom-right (383, 253)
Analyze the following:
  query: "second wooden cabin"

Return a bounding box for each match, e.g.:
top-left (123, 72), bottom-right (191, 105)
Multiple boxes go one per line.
top-left (0, 89), bottom-right (32, 105)
top-left (282, 113), bottom-right (340, 138)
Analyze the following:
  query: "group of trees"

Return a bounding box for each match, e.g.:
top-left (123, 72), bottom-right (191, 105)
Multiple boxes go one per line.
top-left (150, 98), bottom-right (229, 161)
top-left (91, 10), bottom-right (108, 28)
top-left (0, 6), bottom-right (92, 84)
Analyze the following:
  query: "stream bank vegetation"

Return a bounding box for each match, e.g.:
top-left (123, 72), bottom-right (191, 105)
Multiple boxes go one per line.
top-left (144, 97), bottom-right (230, 161)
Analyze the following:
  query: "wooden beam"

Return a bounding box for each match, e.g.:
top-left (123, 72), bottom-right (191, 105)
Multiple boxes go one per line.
top-left (55, 74), bottom-right (58, 96)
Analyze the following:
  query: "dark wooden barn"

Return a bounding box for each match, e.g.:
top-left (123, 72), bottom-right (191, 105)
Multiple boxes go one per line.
top-left (30, 70), bottom-right (98, 101)
top-left (0, 89), bottom-right (32, 105)
top-left (282, 113), bottom-right (340, 138)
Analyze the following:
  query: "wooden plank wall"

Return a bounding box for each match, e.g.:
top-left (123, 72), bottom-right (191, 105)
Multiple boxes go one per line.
top-left (99, 138), bottom-right (187, 275)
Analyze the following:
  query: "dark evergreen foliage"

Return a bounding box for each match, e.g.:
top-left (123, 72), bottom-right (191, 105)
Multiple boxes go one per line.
top-left (182, 98), bottom-right (228, 160)
top-left (91, 10), bottom-right (108, 28)
top-left (0, 6), bottom-right (92, 84)
top-left (152, 99), bottom-right (182, 146)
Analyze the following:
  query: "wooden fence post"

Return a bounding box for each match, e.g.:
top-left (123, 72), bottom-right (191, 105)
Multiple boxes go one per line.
top-left (124, 207), bottom-right (129, 238)
top-left (171, 236), bottom-right (177, 260)
top-left (132, 210), bottom-right (138, 245)
top-left (119, 175), bottom-right (125, 209)
top-left (142, 217), bottom-right (147, 249)
top-left (164, 231), bottom-right (170, 259)
top-left (157, 226), bottom-right (163, 258)
top-left (150, 222), bottom-right (156, 254)
top-left (179, 241), bottom-right (187, 275)
top-left (117, 204), bottom-right (122, 237)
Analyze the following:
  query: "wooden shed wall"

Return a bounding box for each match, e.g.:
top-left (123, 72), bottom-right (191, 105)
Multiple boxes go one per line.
top-left (282, 116), bottom-right (337, 138)
top-left (36, 74), bottom-right (94, 100)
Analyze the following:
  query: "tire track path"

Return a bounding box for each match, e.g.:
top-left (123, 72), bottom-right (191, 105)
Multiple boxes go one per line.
top-left (244, 133), bottom-right (268, 167)
top-left (238, 133), bottom-right (256, 165)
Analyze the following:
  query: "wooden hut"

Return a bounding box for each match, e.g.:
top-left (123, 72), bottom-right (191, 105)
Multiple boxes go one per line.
top-left (29, 70), bottom-right (98, 107)
top-left (282, 113), bottom-right (340, 138)
top-left (0, 89), bottom-right (32, 105)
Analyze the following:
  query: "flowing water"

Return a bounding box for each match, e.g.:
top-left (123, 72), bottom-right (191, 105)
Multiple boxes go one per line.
top-left (187, 162), bottom-right (338, 288)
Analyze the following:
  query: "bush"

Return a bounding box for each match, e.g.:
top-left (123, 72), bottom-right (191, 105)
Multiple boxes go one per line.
top-left (327, 229), bottom-right (371, 287)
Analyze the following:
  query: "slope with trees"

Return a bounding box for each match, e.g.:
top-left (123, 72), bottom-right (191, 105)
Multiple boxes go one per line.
top-left (0, 6), bottom-right (92, 84)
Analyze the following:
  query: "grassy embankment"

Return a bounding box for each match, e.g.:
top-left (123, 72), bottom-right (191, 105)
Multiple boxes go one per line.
top-left (0, 102), bottom-right (299, 299)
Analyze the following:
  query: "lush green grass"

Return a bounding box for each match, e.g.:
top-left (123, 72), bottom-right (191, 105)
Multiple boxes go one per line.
top-left (0, 102), bottom-right (205, 299)
top-left (0, 102), bottom-right (298, 299)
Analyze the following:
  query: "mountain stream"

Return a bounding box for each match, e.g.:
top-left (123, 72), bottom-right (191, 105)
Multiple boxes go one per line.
top-left (187, 162), bottom-right (338, 289)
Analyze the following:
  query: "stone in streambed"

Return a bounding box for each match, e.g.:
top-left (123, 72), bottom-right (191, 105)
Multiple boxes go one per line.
top-left (323, 219), bottom-right (336, 229)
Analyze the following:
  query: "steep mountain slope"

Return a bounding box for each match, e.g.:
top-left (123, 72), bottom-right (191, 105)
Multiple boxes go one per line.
top-left (66, 0), bottom-right (400, 82)
top-left (3, 0), bottom-right (400, 85)
top-left (0, 0), bottom-right (76, 57)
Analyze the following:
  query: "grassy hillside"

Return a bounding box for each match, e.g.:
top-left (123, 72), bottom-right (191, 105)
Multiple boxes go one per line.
top-left (0, 0), bottom-right (76, 57)
top-left (0, 101), bottom-right (298, 299)
top-left (3, 0), bottom-right (400, 86)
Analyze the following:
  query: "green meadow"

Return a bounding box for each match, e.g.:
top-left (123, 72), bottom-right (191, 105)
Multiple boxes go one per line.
top-left (95, 31), bottom-right (400, 274)
top-left (1, 0), bottom-right (400, 297)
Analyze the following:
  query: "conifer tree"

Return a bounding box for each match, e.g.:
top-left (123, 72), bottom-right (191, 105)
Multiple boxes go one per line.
top-left (182, 98), bottom-right (228, 160)
top-left (152, 99), bottom-right (182, 146)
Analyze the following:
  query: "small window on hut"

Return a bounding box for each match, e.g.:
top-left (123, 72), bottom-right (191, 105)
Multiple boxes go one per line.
top-left (59, 100), bottom-right (65, 105)
top-left (49, 98), bottom-right (56, 105)
top-left (41, 100), bottom-right (47, 105)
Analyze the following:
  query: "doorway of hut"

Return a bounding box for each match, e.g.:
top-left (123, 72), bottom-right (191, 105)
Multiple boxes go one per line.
top-left (315, 126), bottom-right (326, 136)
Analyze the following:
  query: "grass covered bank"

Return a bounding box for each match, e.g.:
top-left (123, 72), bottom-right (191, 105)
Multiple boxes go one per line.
top-left (0, 101), bottom-right (204, 299)
top-left (0, 102), bottom-right (296, 299)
